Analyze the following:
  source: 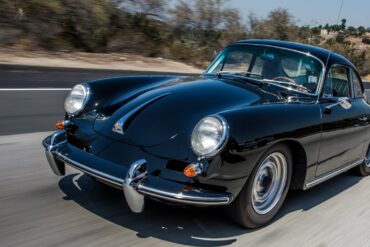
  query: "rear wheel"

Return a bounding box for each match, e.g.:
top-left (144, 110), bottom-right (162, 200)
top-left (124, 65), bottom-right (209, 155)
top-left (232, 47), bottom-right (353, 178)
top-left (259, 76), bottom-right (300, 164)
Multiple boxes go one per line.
top-left (354, 148), bottom-right (370, 176)
top-left (229, 144), bottom-right (292, 228)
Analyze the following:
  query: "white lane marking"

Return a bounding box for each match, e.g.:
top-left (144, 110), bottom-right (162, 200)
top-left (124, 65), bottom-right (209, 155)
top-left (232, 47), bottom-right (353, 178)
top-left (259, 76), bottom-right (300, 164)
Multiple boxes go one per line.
top-left (0, 88), bottom-right (71, 91)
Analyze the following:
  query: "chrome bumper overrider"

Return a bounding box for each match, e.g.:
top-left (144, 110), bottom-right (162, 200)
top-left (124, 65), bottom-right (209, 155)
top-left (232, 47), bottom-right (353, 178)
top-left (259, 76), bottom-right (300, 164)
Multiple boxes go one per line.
top-left (43, 131), bottom-right (232, 213)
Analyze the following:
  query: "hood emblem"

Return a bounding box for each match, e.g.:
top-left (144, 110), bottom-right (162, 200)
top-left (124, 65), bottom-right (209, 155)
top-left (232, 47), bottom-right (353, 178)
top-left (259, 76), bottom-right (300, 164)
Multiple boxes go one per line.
top-left (112, 121), bottom-right (124, 135)
top-left (112, 93), bottom-right (170, 135)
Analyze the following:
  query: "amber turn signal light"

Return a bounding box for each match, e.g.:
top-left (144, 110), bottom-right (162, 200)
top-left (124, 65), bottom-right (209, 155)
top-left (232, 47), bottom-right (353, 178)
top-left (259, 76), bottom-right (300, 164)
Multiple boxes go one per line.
top-left (55, 120), bottom-right (65, 130)
top-left (183, 163), bottom-right (203, 178)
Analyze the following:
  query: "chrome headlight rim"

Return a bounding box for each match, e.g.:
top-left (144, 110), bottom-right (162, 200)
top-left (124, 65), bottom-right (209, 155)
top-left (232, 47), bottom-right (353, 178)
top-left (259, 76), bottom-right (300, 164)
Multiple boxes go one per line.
top-left (191, 115), bottom-right (229, 159)
top-left (64, 83), bottom-right (90, 116)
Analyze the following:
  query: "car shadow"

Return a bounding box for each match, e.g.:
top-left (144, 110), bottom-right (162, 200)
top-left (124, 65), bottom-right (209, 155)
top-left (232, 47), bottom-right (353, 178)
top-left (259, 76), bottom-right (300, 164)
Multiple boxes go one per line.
top-left (58, 172), bottom-right (363, 246)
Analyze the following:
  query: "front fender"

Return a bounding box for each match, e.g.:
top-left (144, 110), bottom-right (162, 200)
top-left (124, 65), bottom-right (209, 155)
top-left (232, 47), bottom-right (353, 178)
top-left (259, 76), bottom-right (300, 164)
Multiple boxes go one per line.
top-left (211, 102), bottom-right (322, 196)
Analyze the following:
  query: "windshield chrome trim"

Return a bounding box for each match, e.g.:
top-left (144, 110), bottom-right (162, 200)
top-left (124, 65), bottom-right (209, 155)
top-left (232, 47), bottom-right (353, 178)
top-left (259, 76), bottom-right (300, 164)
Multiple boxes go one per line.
top-left (204, 43), bottom-right (327, 96)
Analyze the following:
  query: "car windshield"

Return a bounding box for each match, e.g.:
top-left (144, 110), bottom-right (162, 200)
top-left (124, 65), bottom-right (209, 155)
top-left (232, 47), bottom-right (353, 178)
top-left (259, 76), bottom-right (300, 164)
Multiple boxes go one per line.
top-left (205, 44), bottom-right (324, 93)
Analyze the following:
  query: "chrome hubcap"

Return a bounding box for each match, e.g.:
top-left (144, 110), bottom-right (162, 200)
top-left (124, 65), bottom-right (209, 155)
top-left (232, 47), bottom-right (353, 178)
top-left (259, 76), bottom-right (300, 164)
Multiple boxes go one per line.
top-left (252, 152), bottom-right (287, 215)
top-left (365, 149), bottom-right (370, 168)
top-left (365, 156), bottom-right (370, 168)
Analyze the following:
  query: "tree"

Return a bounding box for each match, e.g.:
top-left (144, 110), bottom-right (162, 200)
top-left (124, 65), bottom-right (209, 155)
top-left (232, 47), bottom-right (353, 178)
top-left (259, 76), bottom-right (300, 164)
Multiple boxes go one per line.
top-left (340, 18), bottom-right (346, 30)
top-left (330, 24), bottom-right (341, 32)
top-left (347, 26), bottom-right (356, 35)
top-left (311, 26), bottom-right (321, 35)
top-left (248, 8), bottom-right (298, 41)
top-left (358, 26), bottom-right (366, 36)
top-left (167, 0), bottom-right (247, 63)
top-left (117, 0), bottom-right (168, 18)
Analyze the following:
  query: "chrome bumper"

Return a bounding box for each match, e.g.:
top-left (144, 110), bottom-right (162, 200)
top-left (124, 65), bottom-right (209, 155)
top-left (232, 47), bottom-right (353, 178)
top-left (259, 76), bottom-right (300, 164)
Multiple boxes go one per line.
top-left (43, 131), bottom-right (232, 212)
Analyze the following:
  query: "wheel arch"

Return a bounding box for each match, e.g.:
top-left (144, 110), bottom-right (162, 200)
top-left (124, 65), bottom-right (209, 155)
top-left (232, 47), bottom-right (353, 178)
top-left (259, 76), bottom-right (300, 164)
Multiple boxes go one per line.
top-left (276, 140), bottom-right (308, 190)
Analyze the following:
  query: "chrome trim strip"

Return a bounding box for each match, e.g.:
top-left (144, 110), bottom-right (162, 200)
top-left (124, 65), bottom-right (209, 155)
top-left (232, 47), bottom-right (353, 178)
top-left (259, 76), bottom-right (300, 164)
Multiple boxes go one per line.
top-left (137, 184), bottom-right (232, 205)
top-left (54, 152), bottom-right (124, 187)
top-left (305, 159), bottom-right (363, 189)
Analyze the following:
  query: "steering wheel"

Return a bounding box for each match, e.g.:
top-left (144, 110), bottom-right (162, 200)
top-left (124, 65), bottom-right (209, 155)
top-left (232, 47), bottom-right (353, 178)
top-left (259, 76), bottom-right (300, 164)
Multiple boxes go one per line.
top-left (271, 77), bottom-right (296, 84)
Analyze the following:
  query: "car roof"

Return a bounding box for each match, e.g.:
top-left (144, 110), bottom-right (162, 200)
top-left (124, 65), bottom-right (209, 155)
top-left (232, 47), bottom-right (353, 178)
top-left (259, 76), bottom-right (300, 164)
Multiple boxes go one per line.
top-left (232, 40), bottom-right (355, 68)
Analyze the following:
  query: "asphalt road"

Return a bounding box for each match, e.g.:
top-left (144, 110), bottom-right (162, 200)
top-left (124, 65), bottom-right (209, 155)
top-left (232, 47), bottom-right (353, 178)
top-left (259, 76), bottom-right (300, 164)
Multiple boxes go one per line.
top-left (1, 131), bottom-right (370, 247)
top-left (1, 64), bottom-right (370, 246)
top-left (0, 64), bottom-right (191, 88)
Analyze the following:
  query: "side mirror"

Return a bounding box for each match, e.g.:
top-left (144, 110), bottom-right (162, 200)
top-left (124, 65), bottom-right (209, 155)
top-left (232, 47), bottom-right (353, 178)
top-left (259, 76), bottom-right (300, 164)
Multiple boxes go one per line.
top-left (325, 97), bottom-right (352, 113)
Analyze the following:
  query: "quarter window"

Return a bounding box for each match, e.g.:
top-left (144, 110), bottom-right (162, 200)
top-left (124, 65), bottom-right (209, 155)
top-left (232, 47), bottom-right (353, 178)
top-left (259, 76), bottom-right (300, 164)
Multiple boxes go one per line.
top-left (352, 70), bottom-right (364, 98)
top-left (323, 66), bottom-right (351, 97)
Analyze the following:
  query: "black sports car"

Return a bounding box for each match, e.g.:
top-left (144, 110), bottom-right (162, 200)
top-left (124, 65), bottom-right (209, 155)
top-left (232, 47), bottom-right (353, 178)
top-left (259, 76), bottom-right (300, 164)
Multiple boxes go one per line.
top-left (43, 40), bottom-right (370, 228)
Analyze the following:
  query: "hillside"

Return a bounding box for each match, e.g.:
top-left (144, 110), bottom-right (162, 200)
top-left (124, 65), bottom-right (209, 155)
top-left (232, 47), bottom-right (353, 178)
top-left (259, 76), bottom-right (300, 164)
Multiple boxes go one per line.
top-left (0, 1), bottom-right (369, 76)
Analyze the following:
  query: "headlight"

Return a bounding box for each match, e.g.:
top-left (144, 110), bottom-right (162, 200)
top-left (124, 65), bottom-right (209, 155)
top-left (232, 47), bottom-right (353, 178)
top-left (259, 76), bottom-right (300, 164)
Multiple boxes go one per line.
top-left (191, 116), bottom-right (229, 158)
top-left (64, 84), bottom-right (89, 115)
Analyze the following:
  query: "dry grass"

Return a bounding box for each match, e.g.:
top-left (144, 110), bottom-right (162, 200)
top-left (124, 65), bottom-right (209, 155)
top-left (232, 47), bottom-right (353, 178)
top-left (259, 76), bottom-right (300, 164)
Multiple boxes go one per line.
top-left (0, 49), bottom-right (202, 74)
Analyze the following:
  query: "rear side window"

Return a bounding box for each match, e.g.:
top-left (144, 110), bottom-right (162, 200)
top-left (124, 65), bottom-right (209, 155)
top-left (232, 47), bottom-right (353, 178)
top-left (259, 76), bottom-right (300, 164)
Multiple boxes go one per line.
top-left (352, 70), bottom-right (364, 98)
top-left (323, 66), bottom-right (351, 97)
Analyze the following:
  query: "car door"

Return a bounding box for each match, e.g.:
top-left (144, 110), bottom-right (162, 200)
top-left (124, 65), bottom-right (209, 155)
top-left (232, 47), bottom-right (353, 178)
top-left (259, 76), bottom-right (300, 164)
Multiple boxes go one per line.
top-left (316, 65), bottom-right (367, 176)
top-left (352, 69), bottom-right (370, 157)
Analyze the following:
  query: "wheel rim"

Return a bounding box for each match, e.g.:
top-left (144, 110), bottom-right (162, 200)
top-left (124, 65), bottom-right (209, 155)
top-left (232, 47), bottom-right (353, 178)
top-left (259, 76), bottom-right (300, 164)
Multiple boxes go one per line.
top-left (252, 152), bottom-right (288, 215)
top-left (365, 150), bottom-right (370, 168)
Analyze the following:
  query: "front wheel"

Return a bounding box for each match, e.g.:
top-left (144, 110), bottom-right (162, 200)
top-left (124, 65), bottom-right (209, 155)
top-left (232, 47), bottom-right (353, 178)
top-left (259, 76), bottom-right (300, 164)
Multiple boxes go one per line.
top-left (229, 144), bottom-right (292, 228)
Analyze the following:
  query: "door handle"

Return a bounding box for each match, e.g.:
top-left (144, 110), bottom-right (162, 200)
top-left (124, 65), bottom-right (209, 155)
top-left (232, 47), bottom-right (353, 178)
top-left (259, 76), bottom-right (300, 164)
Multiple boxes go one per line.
top-left (324, 97), bottom-right (352, 113)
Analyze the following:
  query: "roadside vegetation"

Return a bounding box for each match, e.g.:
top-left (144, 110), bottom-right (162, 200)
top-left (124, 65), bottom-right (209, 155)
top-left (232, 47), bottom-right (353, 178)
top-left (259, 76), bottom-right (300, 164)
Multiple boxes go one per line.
top-left (0, 0), bottom-right (369, 76)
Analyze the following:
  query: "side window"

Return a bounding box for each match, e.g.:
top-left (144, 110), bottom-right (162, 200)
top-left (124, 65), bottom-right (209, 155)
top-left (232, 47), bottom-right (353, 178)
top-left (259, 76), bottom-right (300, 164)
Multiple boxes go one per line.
top-left (352, 70), bottom-right (364, 98)
top-left (323, 66), bottom-right (351, 97)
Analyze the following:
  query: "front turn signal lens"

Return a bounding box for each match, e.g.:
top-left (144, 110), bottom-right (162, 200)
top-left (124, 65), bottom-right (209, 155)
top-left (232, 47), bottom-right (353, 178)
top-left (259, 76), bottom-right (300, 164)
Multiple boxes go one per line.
top-left (55, 120), bottom-right (65, 130)
top-left (183, 163), bottom-right (203, 178)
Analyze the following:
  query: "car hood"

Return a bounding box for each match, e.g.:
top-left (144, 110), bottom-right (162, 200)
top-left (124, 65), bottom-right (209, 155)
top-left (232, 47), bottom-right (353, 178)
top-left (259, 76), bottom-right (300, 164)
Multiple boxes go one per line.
top-left (93, 77), bottom-right (264, 146)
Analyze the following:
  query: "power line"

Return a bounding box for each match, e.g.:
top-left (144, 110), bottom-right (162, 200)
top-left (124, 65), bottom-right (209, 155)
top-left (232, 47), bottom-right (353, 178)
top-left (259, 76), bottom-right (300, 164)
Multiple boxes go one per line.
top-left (336, 0), bottom-right (344, 25)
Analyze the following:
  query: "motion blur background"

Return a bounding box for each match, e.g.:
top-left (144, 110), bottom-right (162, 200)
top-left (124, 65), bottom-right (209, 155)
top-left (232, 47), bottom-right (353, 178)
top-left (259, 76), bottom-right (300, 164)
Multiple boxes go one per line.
top-left (0, 0), bottom-right (369, 78)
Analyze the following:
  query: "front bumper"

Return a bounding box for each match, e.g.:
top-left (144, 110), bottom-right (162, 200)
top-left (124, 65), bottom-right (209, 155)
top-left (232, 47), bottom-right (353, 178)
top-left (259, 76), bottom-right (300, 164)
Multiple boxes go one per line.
top-left (43, 131), bottom-right (232, 212)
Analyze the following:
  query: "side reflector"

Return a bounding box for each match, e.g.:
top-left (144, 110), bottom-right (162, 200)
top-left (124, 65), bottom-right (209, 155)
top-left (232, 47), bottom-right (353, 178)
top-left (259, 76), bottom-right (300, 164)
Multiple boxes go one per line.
top-left (55, 120), bottom-right (64, 130)
top-left (183, 163), bottom-right (203, 178)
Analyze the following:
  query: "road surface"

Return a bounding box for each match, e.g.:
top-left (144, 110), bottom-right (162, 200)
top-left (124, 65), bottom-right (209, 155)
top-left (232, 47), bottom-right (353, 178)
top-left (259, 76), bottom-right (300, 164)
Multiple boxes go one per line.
top-left (1, 131), bottom-right (370, 247)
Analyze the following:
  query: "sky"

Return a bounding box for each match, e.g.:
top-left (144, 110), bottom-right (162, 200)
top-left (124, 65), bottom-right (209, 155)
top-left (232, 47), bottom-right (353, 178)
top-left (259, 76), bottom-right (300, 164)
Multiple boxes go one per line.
top-left (228, 0), bottom-right (370, 27)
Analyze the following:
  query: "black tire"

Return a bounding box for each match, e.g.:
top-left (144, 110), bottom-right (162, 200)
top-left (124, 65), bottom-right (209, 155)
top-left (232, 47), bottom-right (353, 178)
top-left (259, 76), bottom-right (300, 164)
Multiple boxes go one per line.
top-left (356, 163), bottom-right (370, 176)
top-left (354, 153), bottom-right (370, 176)
top-left (229, 144), bottom-right (292, 228)
top-left (351, 147), bottom-right (370, 176)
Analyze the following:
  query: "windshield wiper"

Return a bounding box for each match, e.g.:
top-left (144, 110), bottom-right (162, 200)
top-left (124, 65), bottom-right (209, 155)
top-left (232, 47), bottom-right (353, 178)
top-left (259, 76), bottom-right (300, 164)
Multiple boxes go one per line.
top-left (262, 79), bottom-right (311, 93)
top-left (216, 71), bottom-right (264, 79)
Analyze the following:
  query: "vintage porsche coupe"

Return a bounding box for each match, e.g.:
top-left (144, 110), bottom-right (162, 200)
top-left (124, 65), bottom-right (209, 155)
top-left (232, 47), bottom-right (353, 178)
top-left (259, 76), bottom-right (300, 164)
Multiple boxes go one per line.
top-left (43, 40), bottom-right (370, 228)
